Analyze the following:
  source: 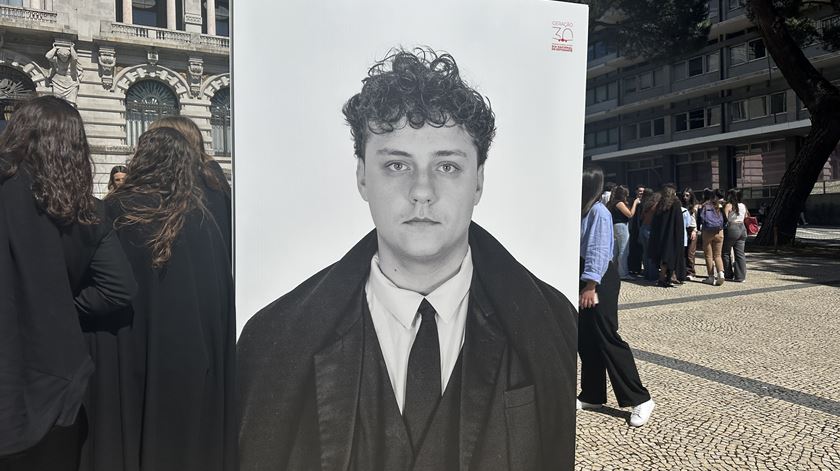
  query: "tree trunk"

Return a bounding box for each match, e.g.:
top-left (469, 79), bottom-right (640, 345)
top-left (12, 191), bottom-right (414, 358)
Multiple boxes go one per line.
top-left (748, 0), bottom-right (840, 245)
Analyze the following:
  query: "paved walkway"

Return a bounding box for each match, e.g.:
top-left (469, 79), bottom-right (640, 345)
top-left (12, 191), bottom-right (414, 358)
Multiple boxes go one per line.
top-left (575, 251), bottom-right (840, 470)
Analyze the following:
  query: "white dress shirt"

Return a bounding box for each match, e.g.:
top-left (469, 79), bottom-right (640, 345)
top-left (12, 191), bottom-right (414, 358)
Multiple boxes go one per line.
top-left (364, 247), bottom-right (472, 413)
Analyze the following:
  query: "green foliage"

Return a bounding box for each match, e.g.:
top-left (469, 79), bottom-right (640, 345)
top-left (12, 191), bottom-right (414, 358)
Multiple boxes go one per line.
top-left (576, 0), bottom-right (711, 62)
top-left (747, 1), bottom-right (840, 51)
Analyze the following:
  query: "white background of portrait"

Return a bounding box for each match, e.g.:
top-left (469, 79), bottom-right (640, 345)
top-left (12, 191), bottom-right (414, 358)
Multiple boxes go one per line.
top-left (233, 0), bottom-right (589, 335)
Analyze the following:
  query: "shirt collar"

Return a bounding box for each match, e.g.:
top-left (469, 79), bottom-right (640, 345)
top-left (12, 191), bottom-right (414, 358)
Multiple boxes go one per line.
top-left (368, 247), bottom-right (473, 329)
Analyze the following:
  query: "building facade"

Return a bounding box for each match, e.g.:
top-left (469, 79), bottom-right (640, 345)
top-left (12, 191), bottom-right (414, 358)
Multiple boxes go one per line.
top-left (0, 0), bottom-right (230, 196)
top-left (584, 1), bottom-right (840, 202)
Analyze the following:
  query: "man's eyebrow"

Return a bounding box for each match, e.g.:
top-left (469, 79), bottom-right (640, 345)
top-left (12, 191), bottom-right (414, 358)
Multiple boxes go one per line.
top-left (433, 149), bottom-right (468, 158)
top-left (375, 147), bottom-right (413, 157)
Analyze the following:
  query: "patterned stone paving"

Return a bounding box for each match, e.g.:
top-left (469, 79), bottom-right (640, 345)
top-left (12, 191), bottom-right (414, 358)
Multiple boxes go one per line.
top-left (575, 252), bottom-right (840, 470)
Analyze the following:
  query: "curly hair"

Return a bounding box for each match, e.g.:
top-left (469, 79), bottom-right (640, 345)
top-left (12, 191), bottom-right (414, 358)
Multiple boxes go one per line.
top-left (148, 116), bottom-right (230, 195)
top-left (0, 96), bottom-right (98, 226)
top-left (342, 47), bottom-right (496, 166)
top-left (657, 183), bottom-right (679, 212)
top-left (108, 127), bottom-right (206, 268)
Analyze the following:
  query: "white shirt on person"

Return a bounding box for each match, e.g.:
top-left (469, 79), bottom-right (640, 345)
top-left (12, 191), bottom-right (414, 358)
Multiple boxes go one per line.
top-left (364, 247), bottom-right (472, 413)
top-left (728, 203), bottom-right (748, 224)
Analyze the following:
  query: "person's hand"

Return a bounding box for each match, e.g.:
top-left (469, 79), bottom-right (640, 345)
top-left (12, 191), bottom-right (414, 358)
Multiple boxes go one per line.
top-left (579, 282), bottom-right (598, 309)
top-left (634, 198), bottom-right (641, 206)
top-left (690, 231), bottom-right (697, 241)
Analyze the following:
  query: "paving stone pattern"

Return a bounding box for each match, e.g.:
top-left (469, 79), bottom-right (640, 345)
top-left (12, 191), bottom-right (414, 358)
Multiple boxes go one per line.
top-left (575, 252), bottom-right (840, 470)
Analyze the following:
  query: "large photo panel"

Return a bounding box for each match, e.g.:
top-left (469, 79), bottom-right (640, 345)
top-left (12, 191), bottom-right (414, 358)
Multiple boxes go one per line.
top-left (233, 0), bottom-right (589, 333)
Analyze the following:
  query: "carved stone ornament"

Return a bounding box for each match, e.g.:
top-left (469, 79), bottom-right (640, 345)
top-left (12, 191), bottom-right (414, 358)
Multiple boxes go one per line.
top-left (184, 13), bottom-right (203, 26)
top-left (98, 47), bottom-right (116, 91)
top-left (187, 57), bottom-right (203, 98)
top-left (147, 49), bottom-right (159, 66)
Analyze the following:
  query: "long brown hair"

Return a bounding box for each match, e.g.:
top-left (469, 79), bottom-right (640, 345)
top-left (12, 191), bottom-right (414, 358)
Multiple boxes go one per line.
top-left (606, 185), bottom-right (629, 211)
top-left (148, 116), bottom-right (230, 194)
top-left (0, 96), bottom-right (97, 225)
top-left (109, 127), bottom-right (206, 268)
top-left (657, 184), bottom-right (679, 212)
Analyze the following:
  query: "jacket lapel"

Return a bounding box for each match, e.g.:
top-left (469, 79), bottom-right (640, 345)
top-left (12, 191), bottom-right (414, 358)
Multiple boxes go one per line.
top-left (313, 296), bottom-right (365, 471)
top-left (459, 280), bottom-right (506, 471)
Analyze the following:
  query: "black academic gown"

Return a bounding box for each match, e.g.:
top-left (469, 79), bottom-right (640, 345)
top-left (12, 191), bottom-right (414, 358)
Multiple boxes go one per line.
top-left (649, 204), bottom-right (684, 270)
top-left (81, 192), bottom-right (236, 471)
top-left (0, 169), bottom-right (136, 461)
top-left (238, 223), bottom-right (578, 471)
top-left (0, 170), bottom-right (94, 456)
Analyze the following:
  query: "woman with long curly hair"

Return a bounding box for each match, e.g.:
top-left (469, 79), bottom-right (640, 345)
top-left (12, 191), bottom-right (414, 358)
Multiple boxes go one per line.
top-left (0, 96), bottom-right (135, 470)
top-left (147, 116), bottom-right (231, 254)
top-left (89, 127), bottom-right (235, 471)
top-left (649, 184), bottom-right (687, 287)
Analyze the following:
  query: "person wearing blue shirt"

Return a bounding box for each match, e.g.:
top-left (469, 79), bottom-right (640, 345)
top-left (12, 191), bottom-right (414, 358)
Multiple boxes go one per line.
top-left (578, 166), bottom-right (655, 427)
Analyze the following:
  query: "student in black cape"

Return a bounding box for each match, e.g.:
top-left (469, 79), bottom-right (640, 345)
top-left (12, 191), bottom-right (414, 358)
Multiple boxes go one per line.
top-left (84, 127), bottom-right (235, 471)
top-left (649, 184), bottom-right (686, 287)
top-left (0, 96), bottom-right (136, 470)
top-left (238, 48), bottom-right (578, 470)
top-left (147, 116), bottom-right (231, 254)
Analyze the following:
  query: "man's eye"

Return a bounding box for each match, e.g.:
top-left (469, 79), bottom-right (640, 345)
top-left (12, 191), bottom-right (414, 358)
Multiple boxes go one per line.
top-left (386, 162), bottom-right (407, 171)
top-left (439, 163), bottom-right (459, 173)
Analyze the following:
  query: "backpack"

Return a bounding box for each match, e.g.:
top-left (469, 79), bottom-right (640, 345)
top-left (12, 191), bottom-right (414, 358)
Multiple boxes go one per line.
top-left (700, 203), bottom-right (724, 231)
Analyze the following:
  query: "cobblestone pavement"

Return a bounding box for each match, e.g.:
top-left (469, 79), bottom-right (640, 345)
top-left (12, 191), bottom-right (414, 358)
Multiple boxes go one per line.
top-left (575, 252), bottom-right (840, 470)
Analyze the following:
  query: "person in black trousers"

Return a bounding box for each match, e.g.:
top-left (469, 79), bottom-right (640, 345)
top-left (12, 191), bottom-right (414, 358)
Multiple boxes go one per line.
top-left (0, 96), bottom-right (136, 471)
top-left (578, 166), bottom-right (655, 427)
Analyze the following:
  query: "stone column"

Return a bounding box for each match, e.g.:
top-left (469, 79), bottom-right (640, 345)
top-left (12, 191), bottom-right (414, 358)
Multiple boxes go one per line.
top-left (206, 0), bottom-right (216, 35)
top-left (167, 0), bottom-right (176, 30)
top-left (123, 0), bottom-right (133, 24)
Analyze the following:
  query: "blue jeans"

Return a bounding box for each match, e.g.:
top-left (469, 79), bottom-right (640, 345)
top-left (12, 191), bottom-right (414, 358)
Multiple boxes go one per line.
top-left (613, 223), bottom-right (630, 278)
top-left (639, 224), bottom-right (656, 280)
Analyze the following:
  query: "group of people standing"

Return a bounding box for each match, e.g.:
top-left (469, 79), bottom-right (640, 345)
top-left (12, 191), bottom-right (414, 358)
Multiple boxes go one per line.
top-left (604, 182), bottom-right (750, 287)
top-left (1, 96), bottom-right (235, 471)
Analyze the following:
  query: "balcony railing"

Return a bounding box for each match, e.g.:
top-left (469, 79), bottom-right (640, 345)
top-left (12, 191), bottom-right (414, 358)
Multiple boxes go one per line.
top-left (104, 22), bottom-right (229, 50)
top-left (0, 4), bottom-right (58, 23)
top-left (109, 22), bottom-right (193, 43)
top-left (199, 34), bottom-right (229, 48)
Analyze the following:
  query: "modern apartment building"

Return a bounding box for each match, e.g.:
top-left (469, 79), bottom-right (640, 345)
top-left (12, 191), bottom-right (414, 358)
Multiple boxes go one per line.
top-left (583, 1), bottom-right (840, 197)
top-left (0, 0), bottom-right (230, 195)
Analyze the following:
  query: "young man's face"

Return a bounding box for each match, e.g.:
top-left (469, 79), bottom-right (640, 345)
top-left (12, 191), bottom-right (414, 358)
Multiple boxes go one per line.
top-left (356, 123), bottom-right (484, 266)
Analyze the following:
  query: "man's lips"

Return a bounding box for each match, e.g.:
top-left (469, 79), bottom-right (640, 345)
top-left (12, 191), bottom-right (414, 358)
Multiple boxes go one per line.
top-left (404, 217), bottom-right (440, 224)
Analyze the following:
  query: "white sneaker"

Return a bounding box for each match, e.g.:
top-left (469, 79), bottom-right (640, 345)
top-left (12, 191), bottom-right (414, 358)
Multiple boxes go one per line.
top-left (576, 399), bottom-right (604, 410)
top-left (702, 276), bottom-right (716, 285)
top-left (629, 399), bottom-right (655, 427)
top-left (715, 273), bottom-right (725, 286)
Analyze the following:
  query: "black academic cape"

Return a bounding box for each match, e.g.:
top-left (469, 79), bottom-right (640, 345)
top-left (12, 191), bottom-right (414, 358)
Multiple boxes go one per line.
top-left (0, 170), bottom-right (94, 455)
top-left (81, 190), bottom-right (236, 471)
top-left (238, 222), bottom-right (578, 471)
top-left (649, 204), bottom-right (684, 269)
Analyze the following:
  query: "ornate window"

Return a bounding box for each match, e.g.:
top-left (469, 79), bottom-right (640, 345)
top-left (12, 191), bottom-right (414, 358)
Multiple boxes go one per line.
top-left (125, 80), bottom-right (179, 147)
top-left (0, 66), bottom-right (36, 131)
top-left (210, 87), bottom-right (230, 155)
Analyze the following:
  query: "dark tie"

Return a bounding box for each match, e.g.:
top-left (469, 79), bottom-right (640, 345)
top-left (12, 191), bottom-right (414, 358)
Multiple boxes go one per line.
top-left (403, 298), bottom-right (441, 451)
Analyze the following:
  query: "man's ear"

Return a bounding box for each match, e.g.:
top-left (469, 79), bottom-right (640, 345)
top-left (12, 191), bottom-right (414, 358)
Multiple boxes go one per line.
top-left (356, 158), bottom-right (368, 202)
top-left (474, 163), bottom-right (485, 206)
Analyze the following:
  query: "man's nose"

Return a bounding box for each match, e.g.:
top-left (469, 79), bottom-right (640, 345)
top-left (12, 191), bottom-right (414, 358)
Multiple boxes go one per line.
top-left (409, 169), bottom-right (435, 204)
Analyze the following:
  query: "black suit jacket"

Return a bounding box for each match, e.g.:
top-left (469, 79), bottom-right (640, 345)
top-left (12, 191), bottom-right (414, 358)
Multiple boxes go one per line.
top-left (238, 223), bottom-right (578, 470)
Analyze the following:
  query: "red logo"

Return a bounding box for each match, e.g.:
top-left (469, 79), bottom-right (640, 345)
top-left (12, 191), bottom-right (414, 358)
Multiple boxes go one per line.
top-left (552, 21), bottom-right (574, 52)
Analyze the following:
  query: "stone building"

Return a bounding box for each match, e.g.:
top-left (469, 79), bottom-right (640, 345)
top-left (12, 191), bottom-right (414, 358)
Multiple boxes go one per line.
top-left (584, 1), bottom-right (840, 201)
top-left (0, 0), bottom-right (230, 196)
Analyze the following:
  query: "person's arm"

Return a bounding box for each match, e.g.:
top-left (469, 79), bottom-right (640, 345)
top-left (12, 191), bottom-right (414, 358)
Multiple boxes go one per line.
top-left (724, 202), bottom-right (732, 219)
top-left (74, 230), bottom-right (137, 317)
top-left (580, 209), bottom-right (612, 307)
top-left (617, 200), bottom-right (638, 218)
